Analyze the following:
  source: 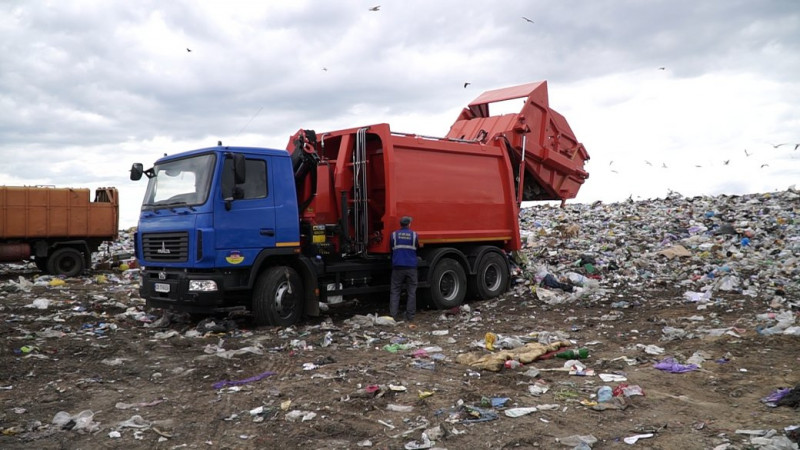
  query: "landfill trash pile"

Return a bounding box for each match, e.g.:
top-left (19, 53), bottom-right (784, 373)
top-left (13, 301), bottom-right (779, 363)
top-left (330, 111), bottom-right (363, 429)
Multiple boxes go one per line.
top-left (515, 188), bottom-right (799, 312)
top-left (0, 189), bottom-right (798, 449)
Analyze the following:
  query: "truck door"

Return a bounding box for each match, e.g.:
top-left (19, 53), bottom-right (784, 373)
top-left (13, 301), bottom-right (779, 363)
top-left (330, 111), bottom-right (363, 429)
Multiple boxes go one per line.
top-left (213, 156), bottom-right (276, 266)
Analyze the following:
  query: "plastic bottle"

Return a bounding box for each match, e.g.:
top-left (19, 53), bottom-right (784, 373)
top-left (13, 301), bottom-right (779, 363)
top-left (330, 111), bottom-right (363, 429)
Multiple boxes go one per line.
top-left (597, 386), bottom-right (613, 402)
top-left (321, 331), bottom-right (333, 347)
top-left (555, 348), bottom-right (589, 359)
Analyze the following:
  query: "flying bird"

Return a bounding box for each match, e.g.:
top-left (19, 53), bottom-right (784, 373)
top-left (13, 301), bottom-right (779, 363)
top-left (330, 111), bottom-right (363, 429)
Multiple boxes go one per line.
top-left (744, 149), bottom-right (751, 157)
top-left (769, 143), bottom-right (787, 148)
top-left (369, 5), bottom-right (380, 11)
top-left (611, 169), bottom-right (618, 174)
top-left (761, 163), bottom-right (769, 168)
top-left (464, 82), bottom-right (471, 88)
top-left (795, 144), bottom-right (800, 151)
top-left (322, 67), bottom-right (328, 71)
top-left (645, 160), bottom-right (652, 166)
top-left (658, 67), bottom-right (666, 70)
top-left (522, 16), bottom-right (534, 23)
top-left (723, 160), bottom-right (730, 165)
top-left (662, 162), bottom-right (667, 168)
top-left (186, 48), bottom-right (191, 52)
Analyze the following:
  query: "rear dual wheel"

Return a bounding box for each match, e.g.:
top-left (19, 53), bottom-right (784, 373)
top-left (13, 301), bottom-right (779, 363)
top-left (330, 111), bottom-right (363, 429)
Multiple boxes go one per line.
top-left (427, 258), bottom-right (467, 309)
top-left (471, 252), bottom-right (510, 300)
top-left (46, 248), bottom-right (85, 277)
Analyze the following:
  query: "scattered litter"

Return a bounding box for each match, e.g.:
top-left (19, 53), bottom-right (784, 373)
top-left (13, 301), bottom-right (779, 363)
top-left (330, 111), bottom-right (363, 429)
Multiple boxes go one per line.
top-left (52, 409), bottom-right (100, 433)
top-left (387, 404), bottom-right (414, 413)
top-left (653, 357), bottom-right (699, 373)
top-left (285, 410), bottom-right (316, 422)
top-left (599, 373), bottom-right (627, 382)
top-left (115, 398), bottom-right (166, 409)
top-left (25, 298), bottom-right (51, 309)
top-left (762, 385), bottom-right (800, 408)
top-left (623, 433), bottom-right (654, 444)
top-left (212, 371), bottom-right (276, 390)
top-left (558, 434), bottom-right (598, 447)
top-left (504, 407), bottom-right (538, 417)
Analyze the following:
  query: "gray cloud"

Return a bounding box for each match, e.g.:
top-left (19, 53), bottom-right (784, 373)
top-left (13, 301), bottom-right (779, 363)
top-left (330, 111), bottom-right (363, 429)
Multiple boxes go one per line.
top-left (1, 1), bottom-right (798, 228)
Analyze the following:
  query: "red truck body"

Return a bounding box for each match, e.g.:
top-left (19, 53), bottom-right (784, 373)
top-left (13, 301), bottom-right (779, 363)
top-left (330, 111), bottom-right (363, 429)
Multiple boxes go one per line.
top-left (292, 80), bottom-right (588, 258)
top-left (296, 123), bottom-right (522, 254)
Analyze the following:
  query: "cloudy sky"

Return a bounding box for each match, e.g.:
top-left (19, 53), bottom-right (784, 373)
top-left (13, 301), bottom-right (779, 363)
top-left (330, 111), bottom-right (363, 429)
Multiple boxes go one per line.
top-left (2, 1), bottom-right (798, 228)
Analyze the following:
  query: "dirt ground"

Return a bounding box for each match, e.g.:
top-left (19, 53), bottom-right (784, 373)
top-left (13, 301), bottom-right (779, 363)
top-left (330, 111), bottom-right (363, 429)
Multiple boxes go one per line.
top-left (0, 262), bottom-right (798, 450)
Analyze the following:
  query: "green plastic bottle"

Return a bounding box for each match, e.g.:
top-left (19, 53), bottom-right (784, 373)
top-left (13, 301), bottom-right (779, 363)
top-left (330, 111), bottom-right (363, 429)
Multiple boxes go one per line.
top-left (555, 348), bottom-right (589, 359)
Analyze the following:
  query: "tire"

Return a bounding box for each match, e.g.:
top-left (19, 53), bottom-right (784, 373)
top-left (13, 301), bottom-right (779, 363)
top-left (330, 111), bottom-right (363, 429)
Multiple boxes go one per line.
top-left (253, 266), bottom-right (304, 326)
top-left (34, 256), bottom-right (49, 273)
top-left (427, 258), bottom-right (466, 309)
top-left (46, 248), bottom-right (84, 277)
top-left (473, 252), bottom-right (510, 300)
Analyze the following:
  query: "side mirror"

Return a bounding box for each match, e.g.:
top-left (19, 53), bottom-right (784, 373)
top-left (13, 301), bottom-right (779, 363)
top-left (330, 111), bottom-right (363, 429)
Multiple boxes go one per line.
top-left (130, 163), bottom-right (143, 181)
top-left (233, 153), bottom-right (246, 184)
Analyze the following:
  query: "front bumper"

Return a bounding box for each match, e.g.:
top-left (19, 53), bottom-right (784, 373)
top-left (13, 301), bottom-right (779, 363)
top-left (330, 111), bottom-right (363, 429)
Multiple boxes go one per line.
top-left (140, 268), bottom-right (239, 313)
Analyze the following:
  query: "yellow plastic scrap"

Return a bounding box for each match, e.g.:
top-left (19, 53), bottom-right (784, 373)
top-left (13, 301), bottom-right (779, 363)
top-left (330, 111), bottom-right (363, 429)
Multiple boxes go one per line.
top-left (280, 400), bottom-right (292, 411)
top-left (484, 332), bottom-right (497, 351)
top-left (95, 274), bottom-right (108, 284)
top-left (418, 390), bottom-right (434, 399)
top-left (119, 263), bottom-right (130, 271)
top-left (49, 279), bottom-right (66, 287)
top-left (2, 426), bottom-right (22, 436)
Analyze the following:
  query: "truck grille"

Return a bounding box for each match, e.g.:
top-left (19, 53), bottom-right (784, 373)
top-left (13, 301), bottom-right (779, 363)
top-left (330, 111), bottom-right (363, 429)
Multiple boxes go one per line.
top-left (142, 232), bottom-right (189, 262)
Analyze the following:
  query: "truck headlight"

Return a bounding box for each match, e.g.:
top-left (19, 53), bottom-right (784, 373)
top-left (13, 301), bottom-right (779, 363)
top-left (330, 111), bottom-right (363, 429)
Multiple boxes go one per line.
top-left (189, 280), bottom-right (218, 292)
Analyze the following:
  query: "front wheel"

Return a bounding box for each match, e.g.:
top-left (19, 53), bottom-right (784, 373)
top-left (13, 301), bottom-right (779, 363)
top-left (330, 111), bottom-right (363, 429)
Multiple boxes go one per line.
top-left (427, 258), bottom-right (467, 309)
top-left (47, 248), bottom-right (84, 277)
top-left (253, 266), bottom-right (304, 326)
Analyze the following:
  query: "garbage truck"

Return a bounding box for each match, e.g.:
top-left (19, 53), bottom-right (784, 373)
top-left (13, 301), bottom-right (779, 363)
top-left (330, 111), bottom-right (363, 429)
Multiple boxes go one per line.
top-left (129, 81), bottom-right (589, 326)
top-left (0, 186), bottom-right (119, 276)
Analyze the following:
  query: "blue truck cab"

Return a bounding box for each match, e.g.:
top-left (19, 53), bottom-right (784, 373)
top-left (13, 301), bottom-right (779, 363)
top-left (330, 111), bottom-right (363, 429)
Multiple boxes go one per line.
top-left (130, 145), bottom-right (317, 325)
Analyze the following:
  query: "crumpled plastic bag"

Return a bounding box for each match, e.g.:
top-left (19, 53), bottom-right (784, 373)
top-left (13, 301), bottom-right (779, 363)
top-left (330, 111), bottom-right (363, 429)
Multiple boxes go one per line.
top-left (653, 357), bottom-right (699, 373)
top-left (52, 410), bottom-right (100, 432)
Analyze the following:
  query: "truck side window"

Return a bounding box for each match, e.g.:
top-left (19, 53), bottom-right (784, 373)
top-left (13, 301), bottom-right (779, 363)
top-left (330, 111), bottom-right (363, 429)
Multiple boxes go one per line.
top-left (222, 158), bottom-right (268, 200)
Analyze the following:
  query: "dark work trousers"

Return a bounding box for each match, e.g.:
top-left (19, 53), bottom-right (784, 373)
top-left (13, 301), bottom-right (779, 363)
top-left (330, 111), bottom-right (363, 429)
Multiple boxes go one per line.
top-left (389, 267), bottom-right (418, 321)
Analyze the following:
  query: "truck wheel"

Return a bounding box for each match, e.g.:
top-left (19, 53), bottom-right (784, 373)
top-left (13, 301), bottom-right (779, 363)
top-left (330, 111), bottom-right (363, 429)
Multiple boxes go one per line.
top-left (253, 267), bottom-right (304, 326)
top-left (473, 252), bottom-right (509, 300)
top-left (34, 256), bottom-right (49, 273)
top-left (428, 258), bottom-right (466, 309)
top-left (46, 248), bottom-right (84, 277)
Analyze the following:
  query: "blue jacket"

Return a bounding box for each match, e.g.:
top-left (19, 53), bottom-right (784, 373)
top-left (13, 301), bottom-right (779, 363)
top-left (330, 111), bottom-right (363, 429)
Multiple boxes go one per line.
top-left (391, 227), bottom-right (418, 267)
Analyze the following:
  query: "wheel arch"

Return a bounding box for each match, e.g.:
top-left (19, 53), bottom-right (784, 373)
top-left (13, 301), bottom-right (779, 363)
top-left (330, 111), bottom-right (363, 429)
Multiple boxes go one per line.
top-left (418, 247), bottom-right (469, 285)
top-left (249, 249), bottom-right (319, 318)
top-left (466, 245), bottom-right (507, 276)
top-left (48, 240), bottom-right (92, 270)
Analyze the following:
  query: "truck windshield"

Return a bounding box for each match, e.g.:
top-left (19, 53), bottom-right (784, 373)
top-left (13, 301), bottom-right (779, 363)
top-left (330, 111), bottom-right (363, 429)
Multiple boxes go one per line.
top-left (142, 154), bottom-right (216, 209)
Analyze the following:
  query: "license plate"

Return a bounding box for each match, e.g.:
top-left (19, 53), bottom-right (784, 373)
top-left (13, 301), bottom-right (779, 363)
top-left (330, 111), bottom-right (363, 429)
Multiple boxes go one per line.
top-left (154, 283), bottom-right (170, 293)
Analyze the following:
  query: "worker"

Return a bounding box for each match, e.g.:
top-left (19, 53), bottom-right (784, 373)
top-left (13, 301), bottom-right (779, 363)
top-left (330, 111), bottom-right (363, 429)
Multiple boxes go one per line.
top-left (390, 216), bottom-right (419, 325)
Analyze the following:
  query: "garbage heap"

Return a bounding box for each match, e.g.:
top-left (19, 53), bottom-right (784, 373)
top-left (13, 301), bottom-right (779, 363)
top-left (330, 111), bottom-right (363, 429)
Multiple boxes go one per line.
top-left (515, 188), bottom-right (799, 310)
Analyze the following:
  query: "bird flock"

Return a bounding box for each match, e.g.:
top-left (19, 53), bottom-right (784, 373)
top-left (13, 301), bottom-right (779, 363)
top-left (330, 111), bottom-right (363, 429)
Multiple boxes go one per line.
top-left (606, 143), bottom-right (798, 176)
